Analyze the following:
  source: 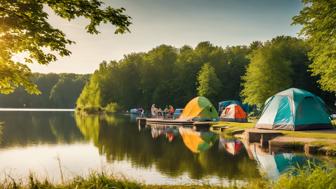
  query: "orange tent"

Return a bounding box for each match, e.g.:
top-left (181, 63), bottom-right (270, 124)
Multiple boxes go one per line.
top-left (220, 104), bottom-right (247, 122)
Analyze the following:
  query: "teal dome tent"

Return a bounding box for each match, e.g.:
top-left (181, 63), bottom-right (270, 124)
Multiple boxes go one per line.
top-left (256, 88), bottom-right (332, 131)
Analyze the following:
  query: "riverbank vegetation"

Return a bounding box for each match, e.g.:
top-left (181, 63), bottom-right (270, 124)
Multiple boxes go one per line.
top-left (76, 37), bottom-right (334, 113)
top-left (1, 164), bottom-right (335, 189)
top-left (0, 73), bottom-right (88, 108)
top-left (215, 120), bottom-right (336, 138)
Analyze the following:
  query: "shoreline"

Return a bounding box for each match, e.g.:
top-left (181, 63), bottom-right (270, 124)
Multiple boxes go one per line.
top-left (0, 108), bottom-right (75, 112)
top-left (1, 164), bottom-right (336, 189)
top-left (214, 120), bottom-right (336, 157)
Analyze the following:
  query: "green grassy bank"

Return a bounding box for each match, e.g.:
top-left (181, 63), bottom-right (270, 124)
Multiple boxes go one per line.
top-left (1, 164), bottom-right (336, 189)
top-left (214, 119), bottom-right (336, 139)
top-left (213, 119), bottom-right (336, 156)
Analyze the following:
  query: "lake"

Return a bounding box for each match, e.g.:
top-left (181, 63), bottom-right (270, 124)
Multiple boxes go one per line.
top-left (0, 111), bottom-right (331, 186)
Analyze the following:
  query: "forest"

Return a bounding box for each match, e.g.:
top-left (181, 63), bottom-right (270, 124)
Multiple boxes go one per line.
top-left (76, 36), bottom-right (335, 113)
top-left (0, 73), bottom-right (88, 108)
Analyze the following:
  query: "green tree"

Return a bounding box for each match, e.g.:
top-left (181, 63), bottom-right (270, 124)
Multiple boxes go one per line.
top-left (76, 39), bottom-right (333, 112)
top-left (0, 0), bottom-right (131, 94)
top-left (292, 0), bottom-right (336, 92)
top-left (241, 37), bottom-right (293, 106)
top-left (49, 74), bottom-right (88, 108)
top-left (76, 69), bottom-right (103, 110)
top-left (197, 63), bottom-right (222, 103)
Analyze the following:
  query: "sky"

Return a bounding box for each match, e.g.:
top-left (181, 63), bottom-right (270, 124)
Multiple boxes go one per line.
top-left (28, 0), bottom-right (303, 74)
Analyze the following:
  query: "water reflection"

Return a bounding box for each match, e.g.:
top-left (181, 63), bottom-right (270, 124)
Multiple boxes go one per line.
top-left (150, 125), bottom-right (179, 142)
top-left (0, 112), bottom-right (330, 185)
top-left (75, 114), bottom-right (261, 180)
top-left (179, 127), bottom-right (218, 153)
top-left (219, 138), bottom-right (243, 156)
top-left (0, 111), bottom-right (83, 147)
top-left (247, 143), bottom-right (316, 180)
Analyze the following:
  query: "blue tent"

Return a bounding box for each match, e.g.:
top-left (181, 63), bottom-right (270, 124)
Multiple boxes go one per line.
top-left (256, 88), bottom-right (332, 131)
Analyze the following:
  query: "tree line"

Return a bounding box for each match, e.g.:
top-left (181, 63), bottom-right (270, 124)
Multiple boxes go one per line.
top-left (0, 73), bottom-right (89, 108)
top-left (1, 1), bottom-right (335, 111)
top-left (76, 36), bottom-right (334, 113)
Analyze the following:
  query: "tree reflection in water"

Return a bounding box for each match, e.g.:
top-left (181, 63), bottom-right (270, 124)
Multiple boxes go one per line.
top-left (0, 111), bottom-right (83, 147)
top-left (75, 114), bottom-right (261, 180)
top-left (0, 112), bottom-right (325, 182)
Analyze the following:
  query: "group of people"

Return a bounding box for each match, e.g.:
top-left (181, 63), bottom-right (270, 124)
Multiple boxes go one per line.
top-left (151, 104), bottom-right (175, 118)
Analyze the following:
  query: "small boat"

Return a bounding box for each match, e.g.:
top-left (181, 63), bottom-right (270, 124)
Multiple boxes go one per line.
top-left (130, 108), bottom-right (144, 115)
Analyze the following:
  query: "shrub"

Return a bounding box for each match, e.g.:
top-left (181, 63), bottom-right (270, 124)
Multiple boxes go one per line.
top-left (105, 102), bottom-right (121, 113)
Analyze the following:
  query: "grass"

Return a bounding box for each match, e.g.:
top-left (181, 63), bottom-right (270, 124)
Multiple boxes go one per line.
top-left (273, 163), bottom-right (336, 189)
top-left (281, 130), bottom-right (336, 140)
top-left (0, 173), bottom-right (258, 189)
top-left (0, 175), bottom-right (269, 189)
top-left (212, 119), bottom-right (336, 154)
top-left (212, 120), bottom-right (255, 136)
top-left (213, 119), bottom-right (336, 139)
top-left (0, 173), bottom-right (142, 189)
top-left (1, 164), bottom-right (336, 189)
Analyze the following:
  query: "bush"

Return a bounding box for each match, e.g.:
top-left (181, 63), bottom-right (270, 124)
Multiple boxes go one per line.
top-left (83, 106), bottom-right (103, 114)
top-left (104, 102), bottom-right (121, 113)
top-left (274, 163), bottom-right (336, 189)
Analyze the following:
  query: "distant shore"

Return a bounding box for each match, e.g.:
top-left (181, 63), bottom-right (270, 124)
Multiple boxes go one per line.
top-left (0, 108), bottom-right (75, 112)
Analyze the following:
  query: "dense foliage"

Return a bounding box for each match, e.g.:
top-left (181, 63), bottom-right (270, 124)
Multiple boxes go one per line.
top-left (0, 0), bottom-right (131, 94)
top-left (293, 0), bottom-right (336, 92)
top-left (77, 38), bottom-right (334, 112)
top-left (241, 36), bottom-right (334, 107)
top-left (0, 73), bottom-right (88, 108)
top-left (77, 42), bottom-right (252, 111)
top-left (197, 64), bottom-right (222, 103)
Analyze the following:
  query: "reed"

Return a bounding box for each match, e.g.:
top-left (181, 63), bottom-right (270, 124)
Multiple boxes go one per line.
top-left (1, 164), bottom-right (336, 189)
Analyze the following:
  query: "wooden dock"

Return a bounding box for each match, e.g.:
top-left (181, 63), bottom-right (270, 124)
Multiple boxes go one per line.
top-left (145, 118), bottom-right (193, 126)
top-left (136, 117), bottom-right (216, 129)
top-left (244, 128), bottom-right (283, 148)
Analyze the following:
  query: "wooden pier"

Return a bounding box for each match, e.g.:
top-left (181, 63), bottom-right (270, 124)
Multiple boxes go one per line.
top-left (243, 128), bottom-right (283, 148)
top-left (136, 117), bottom-right (215, 129)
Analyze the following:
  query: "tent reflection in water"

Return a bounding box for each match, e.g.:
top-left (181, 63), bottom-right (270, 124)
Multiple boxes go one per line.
top-left (179, 127), bottom-right (218, 153)
top-left (256, 88), bottom-right (332, 131)
top-left (151, 126), bottom-right (179, 142)
top-left (250, 144), bottom-right (309, 180)
top-left (218, 137), bottom-right (243, 155)
top-left (178, 96), bottom-right (218, 121)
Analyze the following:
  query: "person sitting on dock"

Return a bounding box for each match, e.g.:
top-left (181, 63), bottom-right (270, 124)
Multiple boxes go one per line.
top-left (157, 108), bottom-right (163, 117)
top-left (151, 104), bottom-right (157, 117)
top-left (163, 106), bottom-right (169, 118)
top-left (168, 105), bottom-right (174, 118)
top-left (138, 108), bottom-right (144, 117)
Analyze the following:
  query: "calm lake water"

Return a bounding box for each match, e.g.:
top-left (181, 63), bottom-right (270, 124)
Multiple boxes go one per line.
top-left (0, 111), bottom-right (331, 186)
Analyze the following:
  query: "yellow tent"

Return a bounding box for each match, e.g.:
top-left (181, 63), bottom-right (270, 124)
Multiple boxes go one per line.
top-left (178, 96), bottom-right (218, 121)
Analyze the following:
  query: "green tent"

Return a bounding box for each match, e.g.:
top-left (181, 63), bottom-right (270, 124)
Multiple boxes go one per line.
top-left (179, 96), bottom-right (219, 121)
top-left (256, 88), bottom-right (332, 131)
